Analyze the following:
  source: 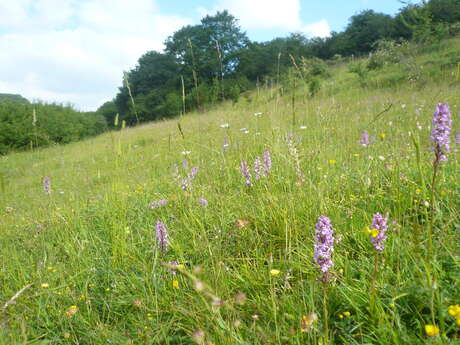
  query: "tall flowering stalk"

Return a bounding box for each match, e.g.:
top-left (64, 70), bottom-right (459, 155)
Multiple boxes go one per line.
top-left (368, 213), bottom-right (388, 311)
top-left (240, 161), bottom-right (252, 187)
top-left (287, 134), bottom-right (304, 183)
top-left (314, 216), bottom-right (335, 344)
top-left (263, 150), bottom-right (272, 176)
top-left (369, 213), bottom-right (388, 252)
top-left (149, 199), bottom-right (168, 209)
top-left (428, 103), bottom-right (452, 256)
top-left (42, 177), bottom-right (51, 195)
top-left (314, 216), bottom-right (335, 282)
top-left (431, 103), bottom-right (452, 164)
top-left (155, 221), bottom-right (169, 252)
top-left (360, 130), bottom-right (370, 147)
top-left (427, 103), bottom-right (452, 328)
top-left (181, 166), bottom-right (199, 191)
top-left (254, 156), bottom-right (262, 180)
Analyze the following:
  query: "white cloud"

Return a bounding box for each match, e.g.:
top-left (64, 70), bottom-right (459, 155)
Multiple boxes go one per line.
top-left (215, 0), bottom-right (302, 30)
top-left (0, 0), bottom-right (331, 111)
top-left (0, 0), bottom-right (192, 111)
top-left (199, 0), bottom-right (330, 37)
top-left (302, 19), bottom-right (331, 38)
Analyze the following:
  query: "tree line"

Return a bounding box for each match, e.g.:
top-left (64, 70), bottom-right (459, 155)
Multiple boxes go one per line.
top-left (97, 0), bottom-right (460, 127)
top-left (0, 96), bottom-right (107, 155)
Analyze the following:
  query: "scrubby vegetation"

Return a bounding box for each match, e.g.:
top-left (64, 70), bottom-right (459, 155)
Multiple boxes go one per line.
top-left (1, 28), bottom-right (459, 344)
top-left (0, 100), bottom-right (107, 155)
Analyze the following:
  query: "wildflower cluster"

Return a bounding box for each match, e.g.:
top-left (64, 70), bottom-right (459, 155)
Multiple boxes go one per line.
top-left (149, 199), bottom-right (168, 209)
top-left (240, 150), bottom-right (272, 186)
top-left (181, 166), bottom-right (199, 191)
top-left (425, 324), bottom-right (439, 337)
top-left (155, 221), bottom-right (169, 252)
top-left (314, 216), bottom-right (335, 282)
top-left (360, 130), bottom-right (370, 147)
top-left (448, 304), bottom-right (460, 326)
top-left (286, 134), bottom-right (303, 183)
top-left (369, 213), bottom-right (388, 251)
top-left (240, 161), bottom-right (252, 186)
top-left (431, 103), bottom-right (452, 162)
top-left (174, 160), bottom-right (199, 191)
top-left (42, 176), bottom-right (51, 194)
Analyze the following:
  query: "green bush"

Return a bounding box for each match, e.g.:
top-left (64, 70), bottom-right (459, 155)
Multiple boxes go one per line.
top-left (0, 101), bottom-right (107, 155)
top-left (348, 61), bottom-right (369, 87)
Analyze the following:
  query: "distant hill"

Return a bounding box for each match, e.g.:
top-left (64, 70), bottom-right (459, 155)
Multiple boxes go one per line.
top-left (0, 93), bottom-right (30, 104)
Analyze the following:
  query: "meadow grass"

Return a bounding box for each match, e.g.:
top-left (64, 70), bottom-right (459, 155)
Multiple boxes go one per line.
top-left (1, 39), bottom-right (460, 345)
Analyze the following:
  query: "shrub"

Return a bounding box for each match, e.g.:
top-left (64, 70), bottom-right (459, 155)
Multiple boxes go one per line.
top-left (0, 101), bottom-right (107, 155)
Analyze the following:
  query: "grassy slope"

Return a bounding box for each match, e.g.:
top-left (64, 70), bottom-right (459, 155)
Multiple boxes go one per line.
top-left (1, 38), bottom-right (460, 345)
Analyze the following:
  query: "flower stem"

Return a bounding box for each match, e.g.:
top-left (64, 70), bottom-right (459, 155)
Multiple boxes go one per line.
top-left (322, 281), bottom-right (329, 345)
top-left (370, 254), bottom-right (379, 315)
top-left (428, 159), bottom-right (439, 259)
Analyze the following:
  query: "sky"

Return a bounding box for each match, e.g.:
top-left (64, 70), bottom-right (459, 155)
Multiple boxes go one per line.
top-left (0, 0), bottom-right (407, 111)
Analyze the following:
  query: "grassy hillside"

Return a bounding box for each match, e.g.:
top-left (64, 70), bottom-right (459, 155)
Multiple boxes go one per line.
top-left (1, 37), bottom-right (459, 345)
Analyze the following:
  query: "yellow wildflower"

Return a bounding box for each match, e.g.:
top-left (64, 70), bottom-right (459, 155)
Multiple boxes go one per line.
top-left (270, 269), bottom-right (281, 276)
top-left (172, 279), bottom-right (179, 289)
top-left (456, 318), bottom-right (460, 326)
top-left (329, 159), bottom-right (337, 164)
top-left (343, 311), bottom-right (351, 317)
top-left (379, 133), bottom-right (386, 140)
top-left (448, 304), bottom-right (460, 317)
top-left (370, 229), bottom-right (379, 238)
top-left (41, 283), bottom-right (49, 288)
top-left (424, 324), bottom-right (439, 336)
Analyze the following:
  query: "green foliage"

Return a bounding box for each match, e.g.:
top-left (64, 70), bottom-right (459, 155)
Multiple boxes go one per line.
top-left (301, 57), bottom-right (331, 78)
top-left (348, 61), bottom-right (369, 87)
top-left (308, 77), bottom-right (321, 97)
top-left (0, 101), bottom-right (107, 155)
top-left (343, 10), bottom-right (396, 54)
top-left (110, 0), bottom-right (460, 128)
top-left (0, 93), bottom-right (29, 104)
top-left (428, 0), bottom-right (460, 23)
top-left (96, 101), bottom-right (118, 128)
top-left (367, 40), bottom-right (406, 70)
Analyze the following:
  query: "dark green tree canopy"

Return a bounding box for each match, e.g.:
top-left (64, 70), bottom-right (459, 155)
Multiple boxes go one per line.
top-left (165, 10), bottom-right (249, 81)
top-left (110, 1), bottom-right (460, 127)
top-left (428, 0), bottom-right (460, 23)
top-left (344, 10), bottom-right (395, 54)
